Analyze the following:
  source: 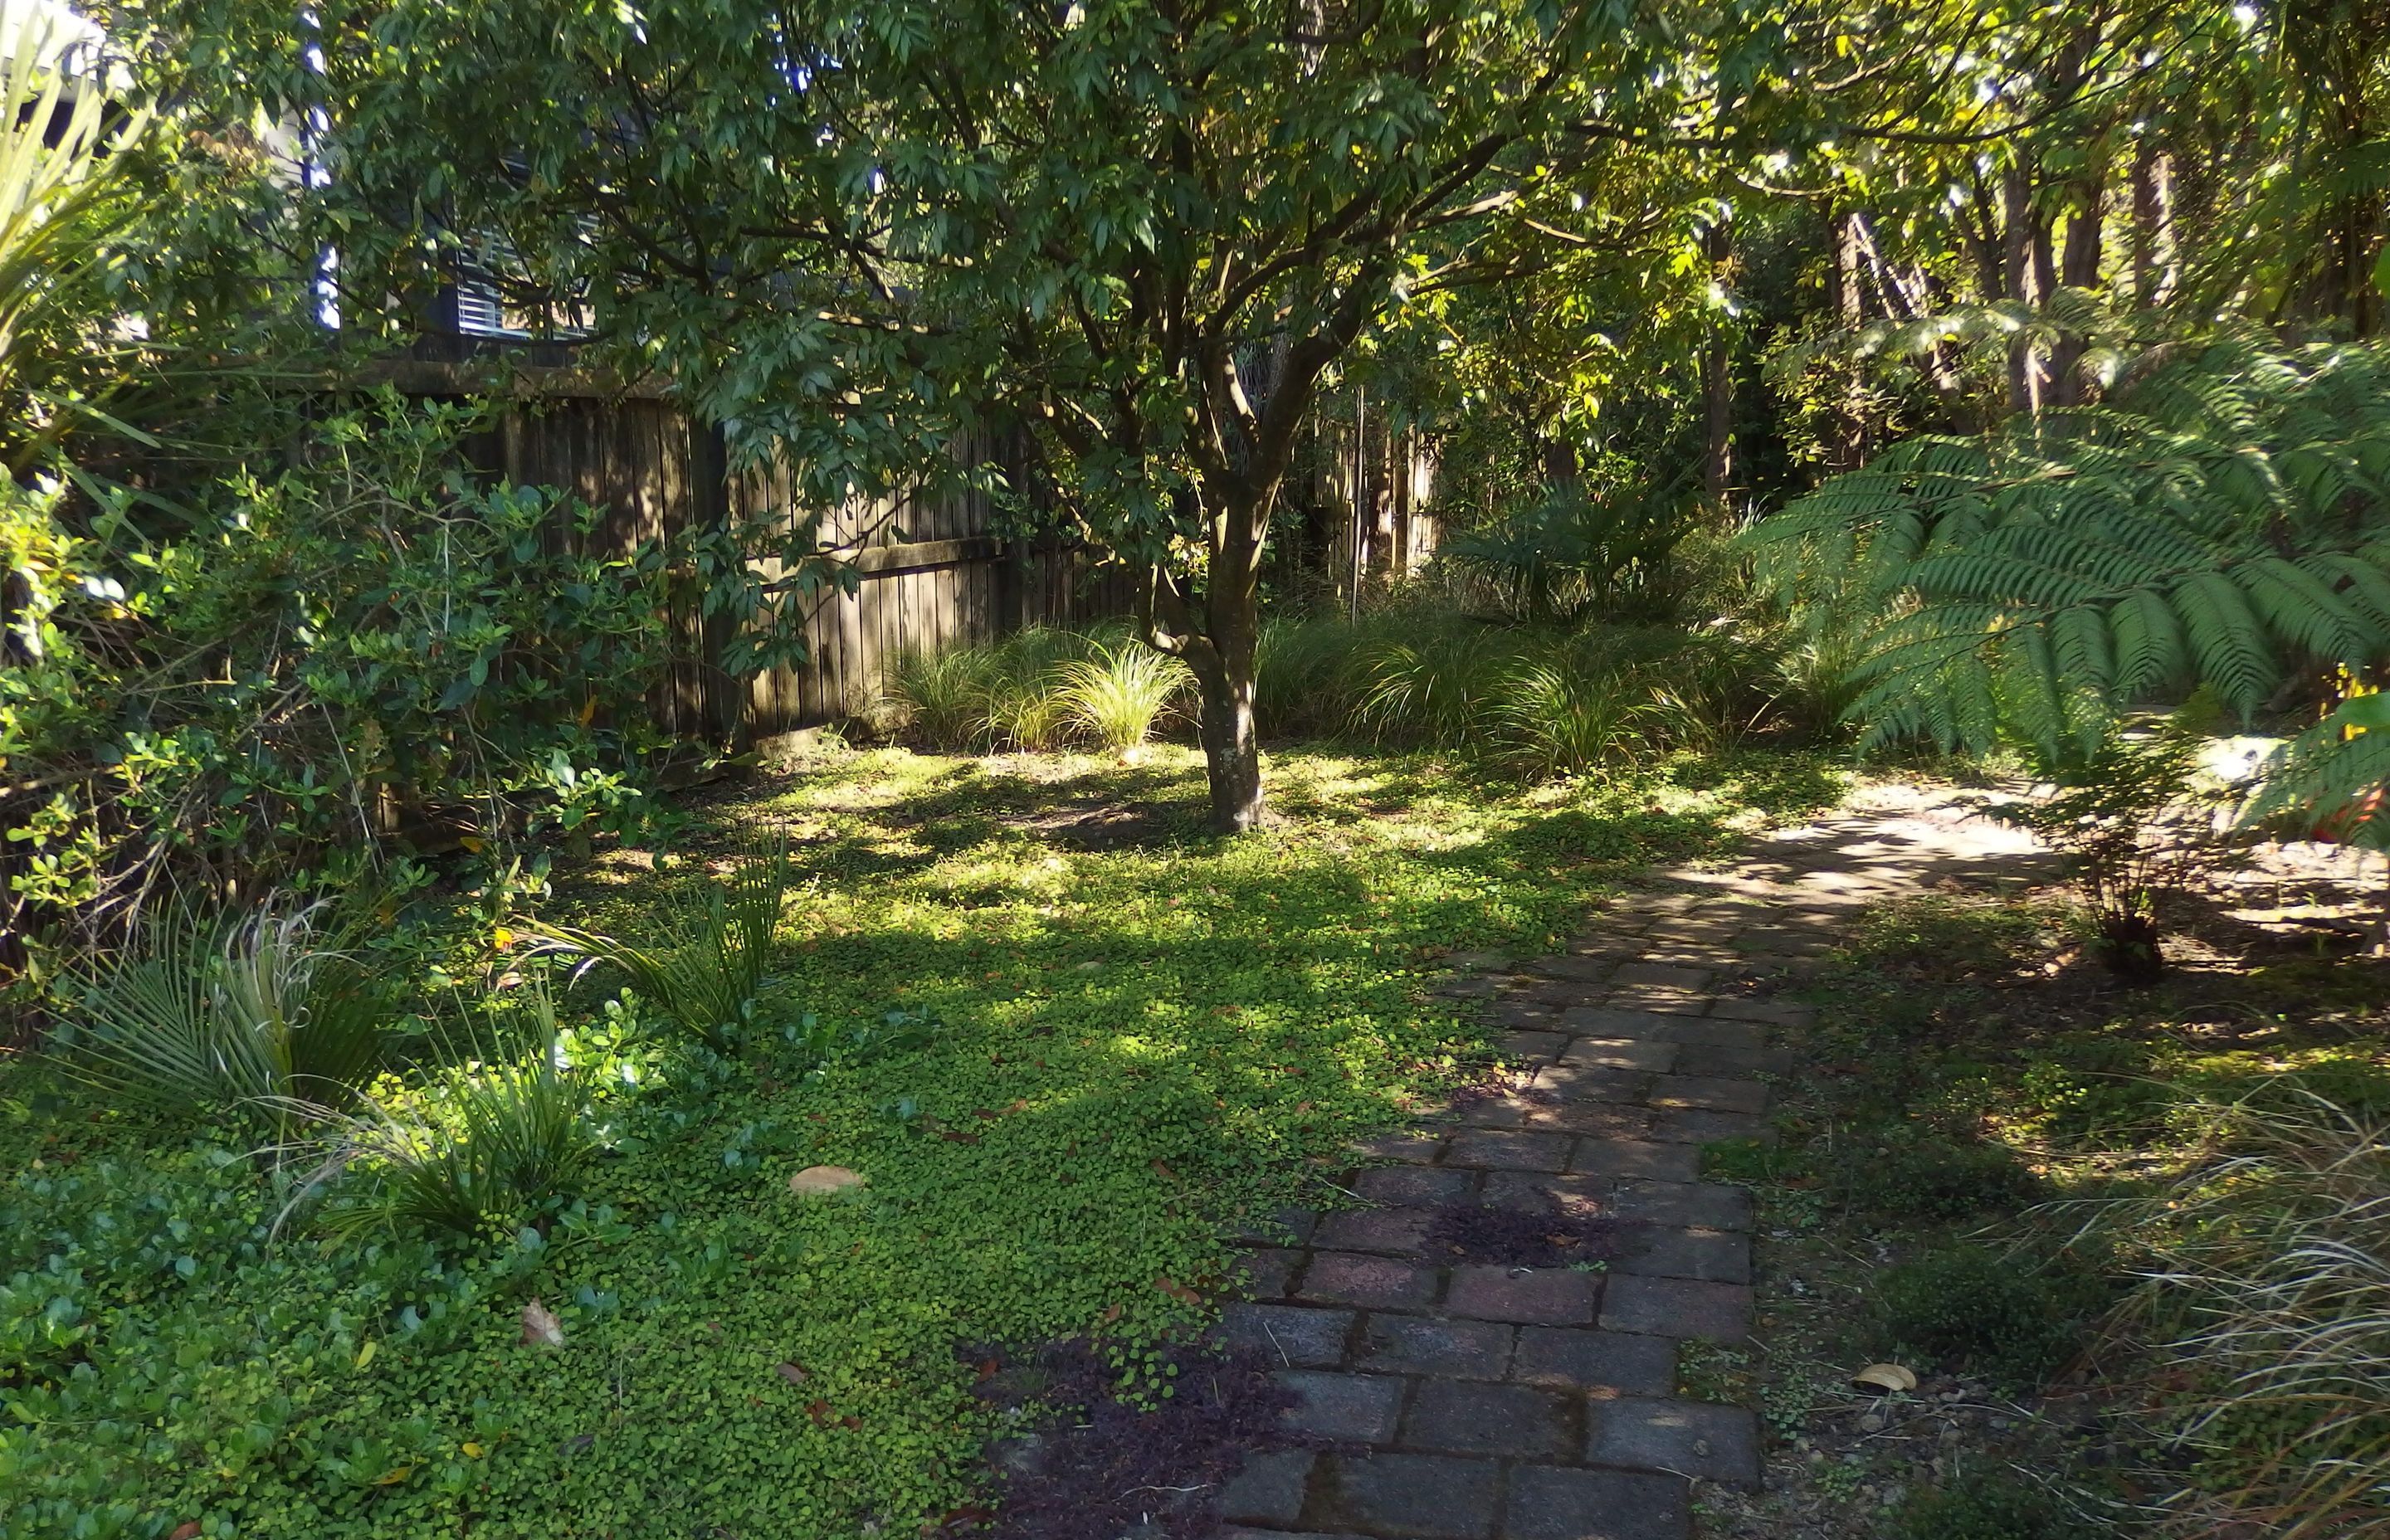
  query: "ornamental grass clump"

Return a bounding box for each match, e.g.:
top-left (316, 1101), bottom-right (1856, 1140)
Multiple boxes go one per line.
top-left (2092, 1092), bottom-right (2390, 1538)
top-left (311, 994), bottom-right (598, 1241)
top-left (1056, 641), bottom-right (1193, 762)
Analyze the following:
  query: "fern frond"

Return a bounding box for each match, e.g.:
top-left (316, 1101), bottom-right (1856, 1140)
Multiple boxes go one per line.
top-left (1744, 336), bottom-right (2390, 756)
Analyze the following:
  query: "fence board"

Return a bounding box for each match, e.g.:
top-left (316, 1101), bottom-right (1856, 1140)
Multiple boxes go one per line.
top-left (397, 368), bottom-right (1134, 744)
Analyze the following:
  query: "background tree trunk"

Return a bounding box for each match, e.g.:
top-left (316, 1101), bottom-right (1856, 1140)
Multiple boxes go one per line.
top-left (1701, 219), bottom-right (1735, 509)
top-left (2047, 178), bottom-right (2105, 407)
top-left (1829, 207), bottom-right (1871, 470)
top-left (2002, 161), bottom-right (2048, 416)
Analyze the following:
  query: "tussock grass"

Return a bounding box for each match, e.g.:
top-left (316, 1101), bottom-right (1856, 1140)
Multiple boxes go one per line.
top-left (2094, 1094), bottom-right (2390, 1537)
top-left (1056, 641), bottom-right (1193, 759)
top-left (893, 608), bottom-right (1822, 777)
top-left (310, 992), bottom-right (598, 1240)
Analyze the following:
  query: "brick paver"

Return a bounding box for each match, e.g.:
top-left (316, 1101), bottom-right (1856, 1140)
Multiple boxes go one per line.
top-left (1214, 789), bottom-right (2046, 1540)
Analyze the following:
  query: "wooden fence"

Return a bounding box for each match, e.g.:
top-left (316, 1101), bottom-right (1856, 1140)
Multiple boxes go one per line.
top-left (390, 362), bottom-right (1137, 744)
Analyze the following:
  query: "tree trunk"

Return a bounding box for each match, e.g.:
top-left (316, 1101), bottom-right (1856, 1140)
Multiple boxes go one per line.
top-left (1192, 642), bottom-right (1263, 834)
top-left (1183, 553), bottom-right (1265, 832)
top-left (2129, 141), bottom-right (2177, 309)
top-left (2046, 183), bottom-right (2105, 407)
top-left (1167, 477), bottom-right (1271, 836)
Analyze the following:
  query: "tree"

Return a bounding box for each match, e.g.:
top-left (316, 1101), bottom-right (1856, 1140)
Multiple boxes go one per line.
top-left (183, 0), bottom-right (1741, 831)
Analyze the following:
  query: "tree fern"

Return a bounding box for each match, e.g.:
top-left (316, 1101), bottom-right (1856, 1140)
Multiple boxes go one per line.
top-left (2245, 694), bottom-right (2390, 849)
top-left (1748, 337), bottom-right (2390, 768)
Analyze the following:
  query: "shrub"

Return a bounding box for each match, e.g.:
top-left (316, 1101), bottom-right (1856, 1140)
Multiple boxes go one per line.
top-left (1983, 699), bottom-right (2242, 982)
top-left (7, 395), bottom-right (678, 972)
top-left (1892, 1470), bottom-right (2095, 1540)
top-left (1057, 641), bottom-right (1193, 760)
top-left (55, 902), bottom-right (384, 1128)
top-left (1875, 1245), bottom-right (2105, 1390)
top-left (524, 835), bottom-right (790, 1051)
top-left (1832, 1137), bottom-right (2046, 1219)
top-left (1441, 475), bottom-right (1702, 626)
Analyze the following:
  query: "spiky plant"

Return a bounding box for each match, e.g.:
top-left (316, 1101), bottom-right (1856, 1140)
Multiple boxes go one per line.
top-left (312, 990), bottom-right (598, 1241)
top-left (1056, 641), bottom-right (1192, 761)
top-left (1745, 335), bottom-right (2390, 777)
top-left (57, 902), bottom-right (384, 1127)
top-left (522, 834), bottom-right (788, 1052)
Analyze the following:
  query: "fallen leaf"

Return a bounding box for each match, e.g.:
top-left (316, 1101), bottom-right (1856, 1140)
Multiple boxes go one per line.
top-left (1150, 1159), bottom-right (1175, 1180)
top-left (170, 1525), bottom-right (202, 1540)
top-left (461, 1441), bottom-right (485, 1458)
top-left (1852, 1362), bottom-right (1918, 1394)
top-left (372, 1464), bottom-right (418, 1486)
top-left (1154, 1277), bottom-right (1201, 1307)
top-left (938, 1128), bottom-right (981, 1144)
top-left (975, 1357), bottom-right (999, 1382)
top-left (1099, 1303), bottom-right (1124, 1326)
top-left (520, 1299), bottom-right (565, 1350)
top-left (776, 1361), bottom-right (808, 1386)
top-left (354, 1338), bottom-right (377, 1370)
top-left (788, 1165), bottom-right (867, 1196)
top-left (805, 1399), bottom-right (832, 1425)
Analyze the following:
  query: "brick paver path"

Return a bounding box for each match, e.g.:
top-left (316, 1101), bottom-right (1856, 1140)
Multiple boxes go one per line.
top-left (1216, 788), bottom-right (2044, 1540)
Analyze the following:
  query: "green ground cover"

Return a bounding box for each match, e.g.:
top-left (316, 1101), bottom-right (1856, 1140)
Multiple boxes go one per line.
top-left (2, 744), bottom-right (1836, 1540)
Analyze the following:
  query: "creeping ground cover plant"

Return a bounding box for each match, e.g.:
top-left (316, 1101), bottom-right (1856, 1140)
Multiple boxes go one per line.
top-left (0, 744), bottom-right (1836, 1538)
